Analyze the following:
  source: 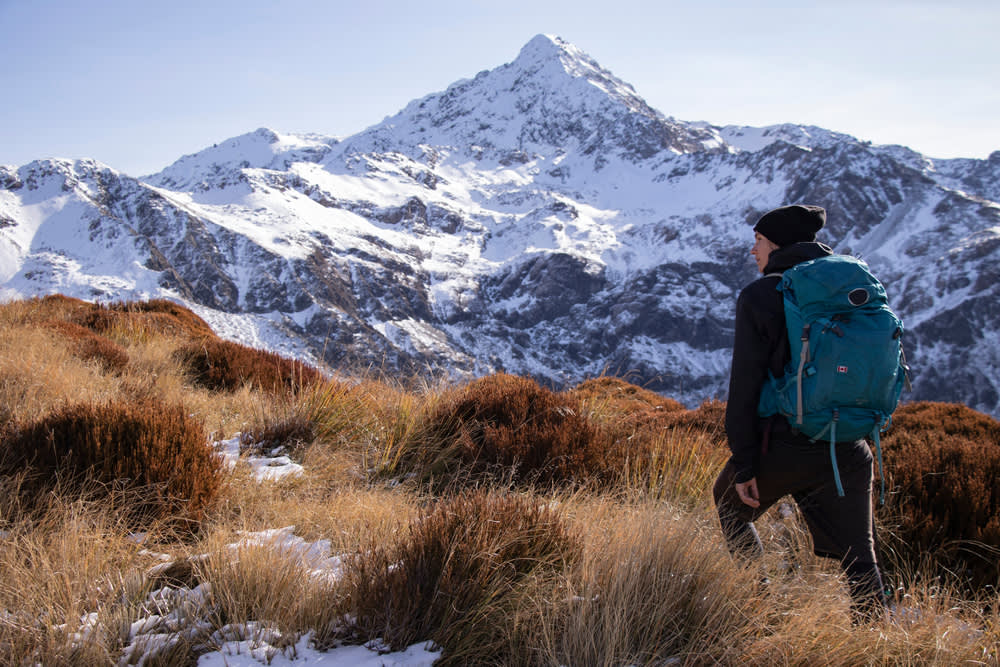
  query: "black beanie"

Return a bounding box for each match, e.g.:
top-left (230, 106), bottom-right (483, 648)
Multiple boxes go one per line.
top-left (753, 204), bottom-right (826, 247)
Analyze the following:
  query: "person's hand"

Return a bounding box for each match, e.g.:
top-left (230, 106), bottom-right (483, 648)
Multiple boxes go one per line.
top-left (735, 478), bottom-right (760, 508)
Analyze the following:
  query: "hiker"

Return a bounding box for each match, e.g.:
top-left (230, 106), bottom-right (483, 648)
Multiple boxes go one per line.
top-left (713, 204), bottom-right (887, 620)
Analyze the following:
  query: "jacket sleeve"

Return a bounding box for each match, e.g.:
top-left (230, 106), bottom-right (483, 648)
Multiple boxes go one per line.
top-left (724, 283), bottom-right (779, 483)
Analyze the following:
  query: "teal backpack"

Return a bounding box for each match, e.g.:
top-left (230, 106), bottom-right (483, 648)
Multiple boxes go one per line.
top-left (758, 254), bottom-right (909, 501)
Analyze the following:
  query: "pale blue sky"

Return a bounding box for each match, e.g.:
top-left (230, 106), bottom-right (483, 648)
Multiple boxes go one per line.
top-left (2, 0), bottom-right (997, 176)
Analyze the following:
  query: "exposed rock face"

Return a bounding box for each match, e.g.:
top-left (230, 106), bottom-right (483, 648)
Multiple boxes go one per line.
top-left (2, 35), bottom-right (999, 415)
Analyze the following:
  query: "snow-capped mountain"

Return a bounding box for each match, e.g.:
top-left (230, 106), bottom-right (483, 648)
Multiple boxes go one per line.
top-left (3, 34), bottom-right (999, 414)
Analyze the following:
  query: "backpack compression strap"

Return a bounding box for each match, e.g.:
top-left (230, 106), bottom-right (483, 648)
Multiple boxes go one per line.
top-left (811, 410), bottom-right (888, 504)
top-left (796, 324), bottom-right (811, 427)
top-left (829, 412), bottom-right (843, 497)
top-left (871, 419), bottom-right (888, 506)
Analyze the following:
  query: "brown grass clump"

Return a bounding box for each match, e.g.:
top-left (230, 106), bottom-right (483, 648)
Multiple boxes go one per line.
top-left (878, 401), bottom-right (1000, 591)
top-left (656, 398), bottom-right (727, 445)
top-left (1, 400), bottom-right (223, 528)
top-left (41, 319), bottom-right (129, 373)
top-left (75, 298), bottom-right (216, 341)
top-left (175, 337), bottom-right (324, 394)
top-left (531, 497), bottom-right (760, 665)
top-left (620, 425), bottom-right (730, 508)
top-left (0, 294), bottom-right (214, 344)
top-left (425, 373), bottom-right (612, 487)
top-left (569, 376), bottom-right (684, 419)
top-left (890, 400), bottom-right (1000, 442)
top-left (0, 491), bottom-right (158, 665)
top-left (23, 294), bottom-right (98, 323)
top-left (344, 488), bottom-right (580, 664)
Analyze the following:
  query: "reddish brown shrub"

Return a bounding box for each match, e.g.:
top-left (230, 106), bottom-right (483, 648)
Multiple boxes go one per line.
top-left (890, 401), bottom-right (1000, 443)
top-left (175, 338), bottom-right (324, 394)
top-left (42, 319), bottom-right (129, 372)
top-left (879, 401), bottom-right (1000, 591)
top-left (33, 294), bottom-right (98, 321)
top-left (655, 399), bottom-right (728, 447)
top-left (568, 376), bottom-right (684, 434)
top-left (344, 488), bottom-right (580, 661)
top-left (113, 299), bottom-right (215, 336)
top-left (426, 374), bottom-right (612, 486)
top-left (0, 400), bottom-right (222, 527)
top-left (75, 299), bottom-right (216, 340)
top-left (568, 376), bottom-right (685, 415)
top-left (241, 414), bottom-right (315, 456)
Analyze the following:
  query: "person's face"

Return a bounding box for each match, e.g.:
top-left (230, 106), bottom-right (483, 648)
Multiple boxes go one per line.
top-left (751, 232), bottom-right (779, 273)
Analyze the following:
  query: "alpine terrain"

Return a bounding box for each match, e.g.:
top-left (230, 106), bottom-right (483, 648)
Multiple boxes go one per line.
top-left (2, 35), bottom-right (999, 415)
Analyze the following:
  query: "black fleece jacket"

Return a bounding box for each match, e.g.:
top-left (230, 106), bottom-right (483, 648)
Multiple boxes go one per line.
top-left (724, 241), bottom-right (834, 483)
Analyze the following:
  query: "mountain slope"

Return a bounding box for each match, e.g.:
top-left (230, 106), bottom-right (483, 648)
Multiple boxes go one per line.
top-left (2, 34), bottom-right (999, 414)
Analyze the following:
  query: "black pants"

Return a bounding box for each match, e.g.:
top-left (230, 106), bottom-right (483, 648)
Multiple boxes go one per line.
top-left (713, 431), bottom-right (886, 619)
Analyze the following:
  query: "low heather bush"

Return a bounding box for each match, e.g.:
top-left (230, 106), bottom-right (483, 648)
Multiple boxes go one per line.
top-left (345, 488), bottom-right (580, 663)
top-left (890, 400), bottom-right (1000, 443)
top-left (0, 400), bottom-right (222, 528)
top-left (28, 294), bottom-right (97, 322)
top-left (426, 373), bottom-right (611, 487)
top-left (42, 319), bottom-right (129, 373)
top-left (175, 338), bottom-right (324, 394)
top-left (879, 401), bottom-right (1000, 591)
top-left (569, 376), bottom-right (685, 419)
top-left (77, 299), bottom-right (215, 340)
top-left (242, 415), bottom-right (316, 456)
top-left (656, 398), bottom-right (727, 446)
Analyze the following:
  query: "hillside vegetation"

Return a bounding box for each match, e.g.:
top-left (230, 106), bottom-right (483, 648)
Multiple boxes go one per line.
top-left (0, 295), bottom-right (997, 665)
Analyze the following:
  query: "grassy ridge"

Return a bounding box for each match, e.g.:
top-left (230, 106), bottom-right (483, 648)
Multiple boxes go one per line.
top-left (0, 295), bottom-right (997, 665)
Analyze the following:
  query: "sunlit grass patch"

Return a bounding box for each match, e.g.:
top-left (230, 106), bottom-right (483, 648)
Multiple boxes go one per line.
top-left (531, 495), bottom-right (761, 665)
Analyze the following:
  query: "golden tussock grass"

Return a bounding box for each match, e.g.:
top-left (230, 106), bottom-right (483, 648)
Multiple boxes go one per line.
top-left (0, 323), bottom-right (121, 423)
top-left (0, 487), bottom-right (164, 665)
top-left (208, 460), bottom-right (419, 555)
top-left (1, 295), bottom-right (999, 665)
top-left (569, 375), bottom-right (686, 419)
top-left (618, 425), bottom-right (730, 509)
top-left (192, 528), bottom-right (343, 644)
top-left (553, 500), bottom-right (761, 665)
top-left (343, 488), bottom-right (581, 664)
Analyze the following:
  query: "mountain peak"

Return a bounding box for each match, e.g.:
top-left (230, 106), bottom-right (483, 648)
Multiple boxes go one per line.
top-left (514, 34), bottom-right (573, 65)
top-left (509, 34), bottom-right (640, 103)
top-left (350, 34), bottom-right (718, 161)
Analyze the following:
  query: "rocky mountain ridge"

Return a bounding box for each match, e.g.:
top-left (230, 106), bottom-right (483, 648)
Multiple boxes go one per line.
top-left (3, 34), bottom-right (999, 414)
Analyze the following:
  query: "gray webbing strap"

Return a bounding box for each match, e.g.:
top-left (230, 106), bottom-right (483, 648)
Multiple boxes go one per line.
top-left (796, 324), bottom-right (811, 425)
